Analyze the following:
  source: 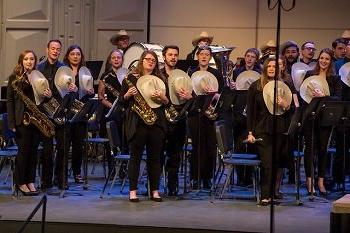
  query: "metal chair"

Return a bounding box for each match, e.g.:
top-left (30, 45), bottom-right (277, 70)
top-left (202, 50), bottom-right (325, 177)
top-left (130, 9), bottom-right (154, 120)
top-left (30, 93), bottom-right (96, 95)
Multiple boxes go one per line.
top-left (99, 121), bottom-right (130, 198)
top-left (213, 120), bottom-right (261, 203)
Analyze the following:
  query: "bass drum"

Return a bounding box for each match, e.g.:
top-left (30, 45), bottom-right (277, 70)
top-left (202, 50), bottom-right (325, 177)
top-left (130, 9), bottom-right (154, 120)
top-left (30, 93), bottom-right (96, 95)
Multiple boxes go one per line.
top-left (122, 42), bottom-right (164, 70)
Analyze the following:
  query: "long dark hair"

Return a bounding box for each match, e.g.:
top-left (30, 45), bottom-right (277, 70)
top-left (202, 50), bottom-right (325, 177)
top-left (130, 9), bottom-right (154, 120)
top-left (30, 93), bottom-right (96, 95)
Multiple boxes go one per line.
top-left (13, 50), bottom-right (37, 77)
top-left (313, 48), bottom-right (335, 77)
top-left (63, 44), bottom-right (86, 69)
top-left (135, 50), bottom-right (163, 79)
top-left (258, 57), bottom-right (276, 91)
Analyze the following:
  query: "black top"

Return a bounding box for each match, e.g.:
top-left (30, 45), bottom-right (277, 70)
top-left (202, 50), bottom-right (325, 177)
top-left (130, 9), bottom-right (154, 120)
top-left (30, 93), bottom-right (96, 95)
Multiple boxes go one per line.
top-left (246, 80), bottom-right (291, 135)
top-left (187, 66), bottom-right (224, 118)
top-left (7, 73), bottom-right (36, 128)
top-left (118, 73), bottom-right (167, 141)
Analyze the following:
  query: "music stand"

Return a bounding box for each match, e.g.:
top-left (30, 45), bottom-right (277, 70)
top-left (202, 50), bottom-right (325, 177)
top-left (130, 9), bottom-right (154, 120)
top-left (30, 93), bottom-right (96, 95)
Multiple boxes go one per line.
top-left (86, 61), bottom-right (103, 81)
top-left (69, 98), bottom-right (99, 190)
top-left (310, 100), bottom-right (344, 201)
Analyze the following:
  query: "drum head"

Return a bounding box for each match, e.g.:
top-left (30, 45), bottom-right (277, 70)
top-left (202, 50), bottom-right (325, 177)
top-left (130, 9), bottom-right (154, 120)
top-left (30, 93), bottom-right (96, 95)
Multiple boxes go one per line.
top-left (122, 42), bottom-right (164, 69)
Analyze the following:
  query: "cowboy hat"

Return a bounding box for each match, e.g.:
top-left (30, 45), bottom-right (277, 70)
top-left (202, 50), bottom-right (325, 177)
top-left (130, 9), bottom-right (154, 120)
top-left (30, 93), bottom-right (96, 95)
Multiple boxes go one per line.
top-left (339, 62), bottom-right (350, 87)
top-left (235, 70), bottom-right (260, 90)
top-left (291, 62), bottom-right (313, 91)
top-left (280, 40), bottom-right (298, 54)
top-left (260, 40), bottom-right (277, 52)
top-left (263, 80), bottom-right (292, 115)
top-left (28, 70), bottom-right (49, 105)
top-left (341, 30), bottom-right (350, 39)
top-left (192, 31), bottom-right (214, 47)
top-left (168, 69), bottom-right (193, 105)
top-left (78, 66), bottom-right (93, 99)
top-left (54, 66), bottom-right (75, 98)
top-left (191, 71), bottom-right (218, 95)
top-left (110, 30), bottom-right (131, 45)
top-left (299, 75), bottom-right (330, 104)
top-left (136, 75), bottom-right (166, 108)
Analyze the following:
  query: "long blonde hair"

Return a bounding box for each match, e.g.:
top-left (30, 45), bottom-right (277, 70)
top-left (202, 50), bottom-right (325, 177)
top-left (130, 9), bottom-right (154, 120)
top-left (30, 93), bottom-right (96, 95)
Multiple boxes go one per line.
top-left (258, 57), bottom-right (276, 91)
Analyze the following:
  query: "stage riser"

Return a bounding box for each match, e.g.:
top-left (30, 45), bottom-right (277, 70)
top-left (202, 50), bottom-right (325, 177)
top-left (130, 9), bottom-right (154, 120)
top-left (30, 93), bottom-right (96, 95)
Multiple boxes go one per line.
top-left (0, 220), bottom-right (259, 233)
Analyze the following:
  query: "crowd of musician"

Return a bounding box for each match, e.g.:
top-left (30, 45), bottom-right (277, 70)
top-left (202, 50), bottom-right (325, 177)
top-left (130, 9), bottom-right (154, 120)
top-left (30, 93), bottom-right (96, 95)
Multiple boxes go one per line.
top-left (5, 29), bottom-right (350, 205)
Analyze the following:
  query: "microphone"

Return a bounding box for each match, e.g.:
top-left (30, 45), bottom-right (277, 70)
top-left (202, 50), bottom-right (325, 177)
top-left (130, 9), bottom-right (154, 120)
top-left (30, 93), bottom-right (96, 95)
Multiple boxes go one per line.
top-left (243, 138), bottom-right (263, 144)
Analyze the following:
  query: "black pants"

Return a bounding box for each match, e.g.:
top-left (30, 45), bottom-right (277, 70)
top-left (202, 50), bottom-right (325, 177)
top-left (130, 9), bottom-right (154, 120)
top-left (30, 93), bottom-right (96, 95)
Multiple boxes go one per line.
top-left (303, 120), bottom-right (332, 178)
top-left (187, 115), bottom-right (216, 181)
top-left (256, 133), bottom-right (287, 200)
top-left (15, 124), bottom-right (40, 185)
top-left (41, 135), bottom-right (54, 187)
top-left (128, 124), bottom-right (165, 191)
top-left (165, 120), bottom-right (186, 191)
top-left (334, 127), bottom-right (350, 183)
top-left (70, 122), bottom-right (86, 176)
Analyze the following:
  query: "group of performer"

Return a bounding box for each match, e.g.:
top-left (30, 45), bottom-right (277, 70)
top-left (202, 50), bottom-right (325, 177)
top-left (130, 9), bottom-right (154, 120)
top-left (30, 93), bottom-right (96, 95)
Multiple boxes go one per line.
top-left (6, 29), bottom-right (350, 205)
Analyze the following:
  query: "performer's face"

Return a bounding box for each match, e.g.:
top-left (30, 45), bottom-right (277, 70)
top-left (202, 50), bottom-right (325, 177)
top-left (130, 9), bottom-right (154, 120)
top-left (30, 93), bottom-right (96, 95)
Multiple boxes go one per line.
top-left (164, 48), bottom-right (179, 68)
top-left (22, 52), bottom-right (36, 72)
top-left (284, 46), bottom-right (299, 64)
top-left (334, 43), bottom-right (346, 59)
top-left (197, 49), bottom-right (211, 66)
top-left (110, 51), bottom-right (123, 69)
top-left (68, 48), bottom-right (82, 66)
top-left (318, 52), bottom-right (331, 71)
top-left (301, 43), bottom-right (316, 59)
top-left (244, 52), bottom-right (257, 69)
top-left (47, 42), bottom-right (61, 62)
top-left (143, 54), bottom-right (157, 73)
top-left (116, 36), bottom-right (129, 50)
top-left (266, 60), bottom-right (276, 78)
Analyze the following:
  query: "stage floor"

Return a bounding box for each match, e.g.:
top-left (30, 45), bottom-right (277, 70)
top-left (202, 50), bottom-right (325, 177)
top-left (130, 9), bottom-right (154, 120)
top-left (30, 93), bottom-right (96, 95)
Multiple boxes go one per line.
top-left (0, 163), bottom-right (346, 233)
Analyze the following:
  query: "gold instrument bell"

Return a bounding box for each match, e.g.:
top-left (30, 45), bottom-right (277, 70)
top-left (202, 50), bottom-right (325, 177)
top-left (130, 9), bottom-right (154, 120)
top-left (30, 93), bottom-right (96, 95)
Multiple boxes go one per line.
top-left (291, 62), bottom-right (313, 91)
top-left (299, 75), bottom-right (330, 104)
top-left (235, 70), bottom-right (260, 90)
top-left (191, 71), bottom-right (218, 95)
top-left (136, 75), bottom-right (166, 108)
top-left (263, 80), bottom-right (292, 115)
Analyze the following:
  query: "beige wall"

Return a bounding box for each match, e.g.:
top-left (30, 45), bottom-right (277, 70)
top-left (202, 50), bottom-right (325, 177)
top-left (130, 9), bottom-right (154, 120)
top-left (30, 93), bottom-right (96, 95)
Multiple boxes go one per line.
top-left (150, 0), bottom-right (350, 60)
top-left (1, 0), bottom-right (349, 85)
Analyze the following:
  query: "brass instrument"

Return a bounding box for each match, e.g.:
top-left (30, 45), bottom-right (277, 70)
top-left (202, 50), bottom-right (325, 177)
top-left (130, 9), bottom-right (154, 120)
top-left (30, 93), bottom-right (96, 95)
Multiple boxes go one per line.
top-left (12, 75), bottom-right (55, 138)
top-left (124, 76), bottom-right (157, 125)
top-left (204, 93), bottom-right (221, 120)
top-left (165, 104), bottom-right (180, 123)
top-left (103, 80), bottom-right (119, 98)
top-left (71, 98), bottom-right (85, 115)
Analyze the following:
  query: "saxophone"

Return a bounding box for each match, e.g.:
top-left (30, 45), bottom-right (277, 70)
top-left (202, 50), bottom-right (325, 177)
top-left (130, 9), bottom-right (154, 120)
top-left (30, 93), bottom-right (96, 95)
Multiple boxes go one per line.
top-left (204, 93), bottom-right (221, 121)
top-left (103, 80), bottom-right (119, 98)
top-left (165, 105), bottom-right (180, 123)
top-left (124, 75), bottom-right (157, 126)
top-left (12, 75), bottom-right (55, 138)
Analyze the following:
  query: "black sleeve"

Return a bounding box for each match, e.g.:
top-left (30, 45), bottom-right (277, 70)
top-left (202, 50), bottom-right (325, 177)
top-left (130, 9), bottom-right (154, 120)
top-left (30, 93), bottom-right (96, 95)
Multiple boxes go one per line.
top-left (330, 75), bottom-right (342, 100)
top-left (118, 74), bottom-right (132, 109)
top-left (6, 75), bottom-right (16, 129)
top-left (246, 82), bottom-right (256, 133)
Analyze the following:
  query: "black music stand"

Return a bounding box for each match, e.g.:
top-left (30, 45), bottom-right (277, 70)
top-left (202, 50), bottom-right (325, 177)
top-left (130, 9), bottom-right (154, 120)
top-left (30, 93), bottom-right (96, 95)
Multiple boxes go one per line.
top-left (48, 93), bottom-right (81, 198)
top-left (69, 98), bottom-right (99, 190)
top-left (176, 60), bottom-right (199, 73)
top-left (310, 100), bottom-right (344, 202)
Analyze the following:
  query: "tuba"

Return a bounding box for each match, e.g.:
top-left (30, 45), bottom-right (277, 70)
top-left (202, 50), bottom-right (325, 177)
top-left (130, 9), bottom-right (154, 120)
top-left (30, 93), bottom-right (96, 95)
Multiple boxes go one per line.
top-left (124, 72), bottom-right (157, 125)
top-left (12, 74), bottom-right (55, 138)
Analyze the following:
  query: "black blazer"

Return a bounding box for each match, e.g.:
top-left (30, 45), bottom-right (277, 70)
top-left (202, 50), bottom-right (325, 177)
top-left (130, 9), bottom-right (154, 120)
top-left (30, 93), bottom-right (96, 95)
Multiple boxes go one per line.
top-left (7, 74), bottom-right (27, 129)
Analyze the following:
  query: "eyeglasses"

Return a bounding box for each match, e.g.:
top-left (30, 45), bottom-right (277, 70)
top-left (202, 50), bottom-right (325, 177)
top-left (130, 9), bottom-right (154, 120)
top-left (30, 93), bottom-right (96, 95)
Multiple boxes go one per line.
top-left (144, 57), bottom-right (157, 63)
top-left (304, 47), bottom-right (316, 51)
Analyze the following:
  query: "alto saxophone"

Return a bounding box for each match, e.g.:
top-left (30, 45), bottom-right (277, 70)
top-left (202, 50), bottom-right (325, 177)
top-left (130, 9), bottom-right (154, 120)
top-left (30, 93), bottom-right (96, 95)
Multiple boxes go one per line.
top-left (165, 104), bottom-right (180, 123)
top-left (124, 76), bottom-right (157, 126)
top-left (103, 80), bottom-right (119, 98)
top-left (12, 75), bottom-right (55, 138)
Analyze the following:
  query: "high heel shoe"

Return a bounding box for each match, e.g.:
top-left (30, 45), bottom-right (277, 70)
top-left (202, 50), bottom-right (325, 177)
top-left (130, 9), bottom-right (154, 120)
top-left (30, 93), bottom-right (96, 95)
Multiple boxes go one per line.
top-left (319, 190), bottom-right (327, 197)
top-left (150, 192), bottom-right (163, 202)
top-left (16, 186), bottom-right (36, 196)
top-left (129, 197), bottom-right (140, 202)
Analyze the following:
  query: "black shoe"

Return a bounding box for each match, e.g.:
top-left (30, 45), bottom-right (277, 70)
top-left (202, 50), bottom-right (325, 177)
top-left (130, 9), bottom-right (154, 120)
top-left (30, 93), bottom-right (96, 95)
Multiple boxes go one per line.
top-left (319, 190), bottom-right (327, 197)
top-left (168, 189), bottom-right (178, 197)
top-left (260, 199), bottom-right (270, 206)
top-left (150, 195), bottom-right (163, 202)
top-left (202, 180), bottom-right (212, 189)
top-left (274, 192), bottom-right (284, 199)
top-left (192, 180), bottom-right (199, 190)
top-left (129, 197), bottom-right (140, 202)
top-left (307, 191), bottom-right (317, 196)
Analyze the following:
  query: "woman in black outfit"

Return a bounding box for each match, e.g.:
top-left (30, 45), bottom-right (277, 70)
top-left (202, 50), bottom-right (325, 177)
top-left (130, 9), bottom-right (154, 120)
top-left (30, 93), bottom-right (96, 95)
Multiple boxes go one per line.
top-left (246, 57), bottom-right (292, 205)
top-left (7, 50), bottom-right (40, 196)
top-left (119, 50), bottom-right (169, 202)
top-left (301, 48), bottom-right (341, 196)
top-left (188, 46), bottom-right (223, 189)
top-left (62, 45), bottom-right (94, 184)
